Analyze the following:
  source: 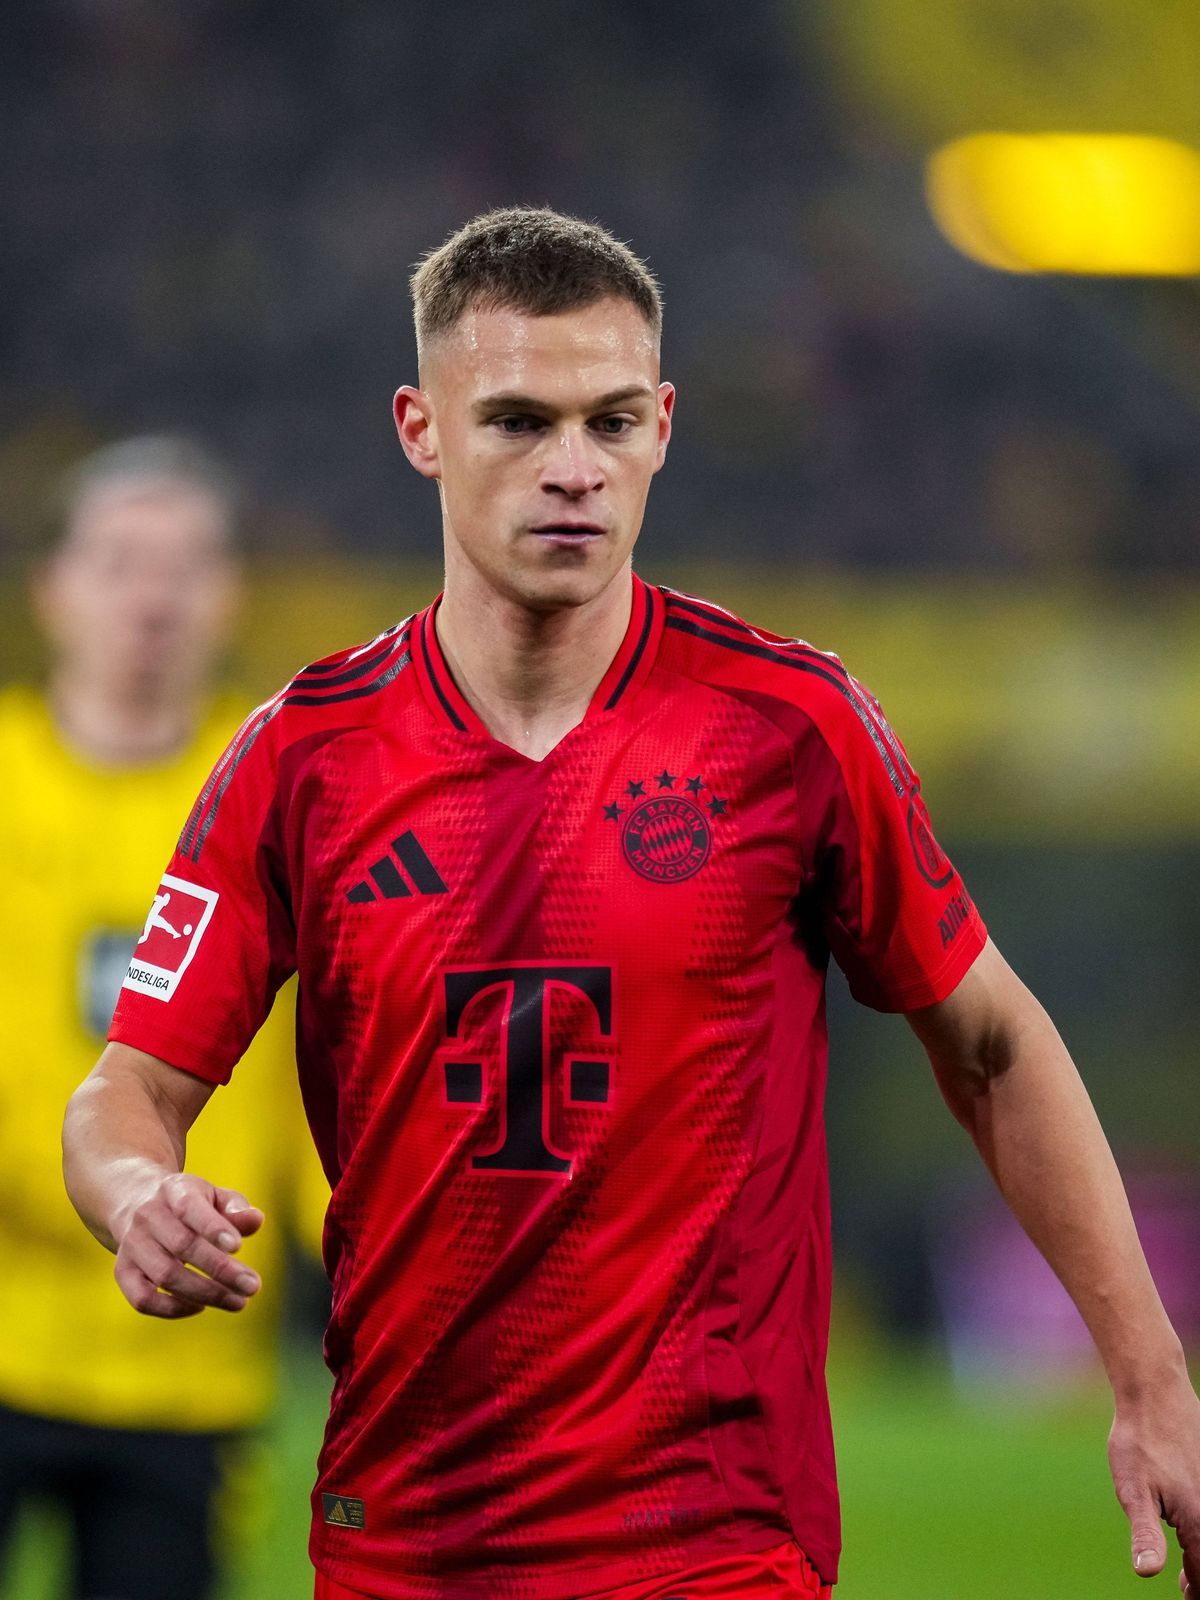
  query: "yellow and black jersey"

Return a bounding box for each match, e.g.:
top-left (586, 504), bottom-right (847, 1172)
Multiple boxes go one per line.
top-left (0, 684), bottom-right (327, 1433)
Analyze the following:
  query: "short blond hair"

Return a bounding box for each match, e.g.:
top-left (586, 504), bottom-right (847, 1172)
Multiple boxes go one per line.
top-left (411, 207), bottom-right (662, 353)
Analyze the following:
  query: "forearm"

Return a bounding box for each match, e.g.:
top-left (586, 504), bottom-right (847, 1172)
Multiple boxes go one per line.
top-left (63, 1045), bottom-right (190, 1252)
top-left (63, 1044), bottom-right (261, 1319)
top-left (930, 988), bottom-right (1183, 1400)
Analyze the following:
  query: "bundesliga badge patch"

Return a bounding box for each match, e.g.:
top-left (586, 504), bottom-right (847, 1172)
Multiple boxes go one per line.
top-left (603, 770), bottom-right (727, 884)
top-left (121, 874), bottom-right (219, 1002)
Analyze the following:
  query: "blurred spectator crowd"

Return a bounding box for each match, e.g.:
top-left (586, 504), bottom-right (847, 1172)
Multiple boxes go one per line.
top-left (2, 0), bottom-right (1199, 571)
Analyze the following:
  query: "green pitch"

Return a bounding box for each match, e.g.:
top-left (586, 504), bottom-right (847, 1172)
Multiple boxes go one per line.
top-left (0, 1342), bottom-right (1142, 1599)
top-left (828, 1352), bottom-right (1132, 1598)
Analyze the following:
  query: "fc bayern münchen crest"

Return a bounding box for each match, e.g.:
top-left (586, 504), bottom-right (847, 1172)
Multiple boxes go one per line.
top-left (602, 770), bottom-right (726, 884)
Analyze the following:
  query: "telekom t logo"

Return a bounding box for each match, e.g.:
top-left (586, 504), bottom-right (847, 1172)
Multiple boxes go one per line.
top-left (440, 964), bottom-right (614, 1177)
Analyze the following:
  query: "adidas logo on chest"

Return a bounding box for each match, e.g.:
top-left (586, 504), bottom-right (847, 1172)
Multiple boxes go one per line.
top-left (345, 831), bottom-right (448, 904)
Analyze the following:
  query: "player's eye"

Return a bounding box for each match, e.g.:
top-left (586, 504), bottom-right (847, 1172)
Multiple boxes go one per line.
top-left (493, 415), bottom-right (544, 435)
top-left (593, 415), bottom-right (634, 436)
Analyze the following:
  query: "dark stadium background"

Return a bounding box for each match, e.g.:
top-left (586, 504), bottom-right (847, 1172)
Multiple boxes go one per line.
top-left (2, 4), bottom-right (1198, 1596)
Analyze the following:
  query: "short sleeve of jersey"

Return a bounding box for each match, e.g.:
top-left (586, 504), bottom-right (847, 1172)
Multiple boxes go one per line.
top-left (814, 680), bottom-right (986, 1012)
top-left (107, 709), bottom-right (296, 1084)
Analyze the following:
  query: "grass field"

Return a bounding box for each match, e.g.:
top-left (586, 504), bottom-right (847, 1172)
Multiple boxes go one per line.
top-left (0, 1340), bottom-right (1148, 1599)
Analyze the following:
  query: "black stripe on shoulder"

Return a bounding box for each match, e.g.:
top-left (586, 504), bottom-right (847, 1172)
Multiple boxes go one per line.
top-left (665, 592), bottom-right (849, 675)
top-left (292, 620), bottom-right (411, 687)
top-left (666, 593), bottom-right (914, 785)
top-left (281, 646), bottom-right (410, 707)
top-left (666, 591), bottom-right (766, 634)
top-left (185, 631), bottom-right (412, 862)
top-left (664, 614), bottom-right (905, 796)
top-left (290, 640), bottom-right (395, 691)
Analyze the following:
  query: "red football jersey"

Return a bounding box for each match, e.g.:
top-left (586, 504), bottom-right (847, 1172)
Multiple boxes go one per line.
top-left (110, 575), bottom-right (986, 1598)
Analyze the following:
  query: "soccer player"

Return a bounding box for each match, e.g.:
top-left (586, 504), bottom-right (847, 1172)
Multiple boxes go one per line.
top-left (64, 212), bottom-right (1200, 1600)
top-left (3, 437), bottom-right (323, 1600)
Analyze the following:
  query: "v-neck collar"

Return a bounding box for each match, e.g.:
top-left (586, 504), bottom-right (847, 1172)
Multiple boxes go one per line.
top-left (412, 573), bottom-right (665, 742)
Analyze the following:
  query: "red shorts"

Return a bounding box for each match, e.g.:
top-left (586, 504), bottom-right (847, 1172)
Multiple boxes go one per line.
top-left (314, 1538), bottom-right (832, 1599)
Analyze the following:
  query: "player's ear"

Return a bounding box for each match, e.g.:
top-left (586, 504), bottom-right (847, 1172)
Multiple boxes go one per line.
top-left (394, 387), bottom-right (440, 480)
top-left (652, 383), bottom-right (675, 474)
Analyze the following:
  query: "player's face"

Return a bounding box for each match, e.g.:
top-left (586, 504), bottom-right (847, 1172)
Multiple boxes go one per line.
top-left (35, 481), bottom-right (239, 699)
top-left (395, 297), bottom-right (674, 612)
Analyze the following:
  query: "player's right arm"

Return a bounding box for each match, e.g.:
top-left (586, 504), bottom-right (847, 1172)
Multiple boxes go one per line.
top-left (63, 1040), bottom-right (264, 1319)
top-left (64, 645), bottom-right (400, 1315)
top-left (62, 686), bottom-right (306, 1317)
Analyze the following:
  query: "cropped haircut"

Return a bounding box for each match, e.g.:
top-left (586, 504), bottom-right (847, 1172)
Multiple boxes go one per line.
top-left (411, 207), bottom-right (662, 354)
top-left (46, 434), bottom-right (240, 555)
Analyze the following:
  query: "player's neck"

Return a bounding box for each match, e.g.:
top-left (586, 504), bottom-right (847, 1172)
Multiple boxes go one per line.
top-left (435, 568), bottom-right (633, 761)
top-left (48, 669), bottom-right (199, 767)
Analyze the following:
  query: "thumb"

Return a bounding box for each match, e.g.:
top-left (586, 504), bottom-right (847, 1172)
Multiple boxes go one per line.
top-left (215, 1189), bottom-right (264, 1236)
top-left (1122, 1488), bottom-right (1167, 1578)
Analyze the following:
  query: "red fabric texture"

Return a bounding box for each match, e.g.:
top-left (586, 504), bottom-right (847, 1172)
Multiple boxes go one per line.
top-left (112, 578), bottom-right (984, 1599)
top-left (315, 1536), bottom-right (830, 1599)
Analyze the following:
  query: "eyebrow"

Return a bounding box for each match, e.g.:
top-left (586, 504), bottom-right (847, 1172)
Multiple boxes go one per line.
top-left (472, 384), bottom-right (655, 417)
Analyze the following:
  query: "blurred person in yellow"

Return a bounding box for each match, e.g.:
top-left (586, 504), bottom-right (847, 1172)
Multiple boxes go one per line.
top-left (0, 437), bottom-right (325, 1600)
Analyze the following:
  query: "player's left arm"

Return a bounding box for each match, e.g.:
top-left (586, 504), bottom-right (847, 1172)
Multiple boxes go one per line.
top-left (908, 935), bottom-right (1200, 1594)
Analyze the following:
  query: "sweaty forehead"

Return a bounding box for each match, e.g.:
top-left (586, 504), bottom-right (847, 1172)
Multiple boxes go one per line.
top-left (423, 299), bottom-right (660, 401)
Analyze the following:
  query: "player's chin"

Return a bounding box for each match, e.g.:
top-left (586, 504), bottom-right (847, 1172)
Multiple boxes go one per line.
top-left (511, 546), bottom-right (619, 610)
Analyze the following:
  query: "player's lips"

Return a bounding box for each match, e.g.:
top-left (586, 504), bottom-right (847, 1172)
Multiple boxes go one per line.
top-left (529, 521), bottom-right (607, 538)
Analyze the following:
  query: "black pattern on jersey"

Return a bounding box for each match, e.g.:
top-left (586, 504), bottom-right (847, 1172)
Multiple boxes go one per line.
top-left (295, 639), bottom-right (398, 677)
top-left (662, 592), bottom-right (909, 798)
top-left (179, 621), bottom-right (412, 862)
top-left (285, 639), bottom-right (399, 691)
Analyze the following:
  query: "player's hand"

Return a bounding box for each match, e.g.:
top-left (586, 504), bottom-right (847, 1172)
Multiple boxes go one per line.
top-left (1108, 1366), bottom-right (1200, 1594)
top-left (112, 1171), bottom-right (264, 1320)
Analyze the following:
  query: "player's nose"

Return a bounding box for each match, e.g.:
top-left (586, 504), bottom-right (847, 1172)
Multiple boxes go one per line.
top-left (541, 426), bottom-right (605, 497)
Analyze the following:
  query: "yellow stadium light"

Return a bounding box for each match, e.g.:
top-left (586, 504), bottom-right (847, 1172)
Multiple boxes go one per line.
top-left (926, 134), bottom-right (1200, 276)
